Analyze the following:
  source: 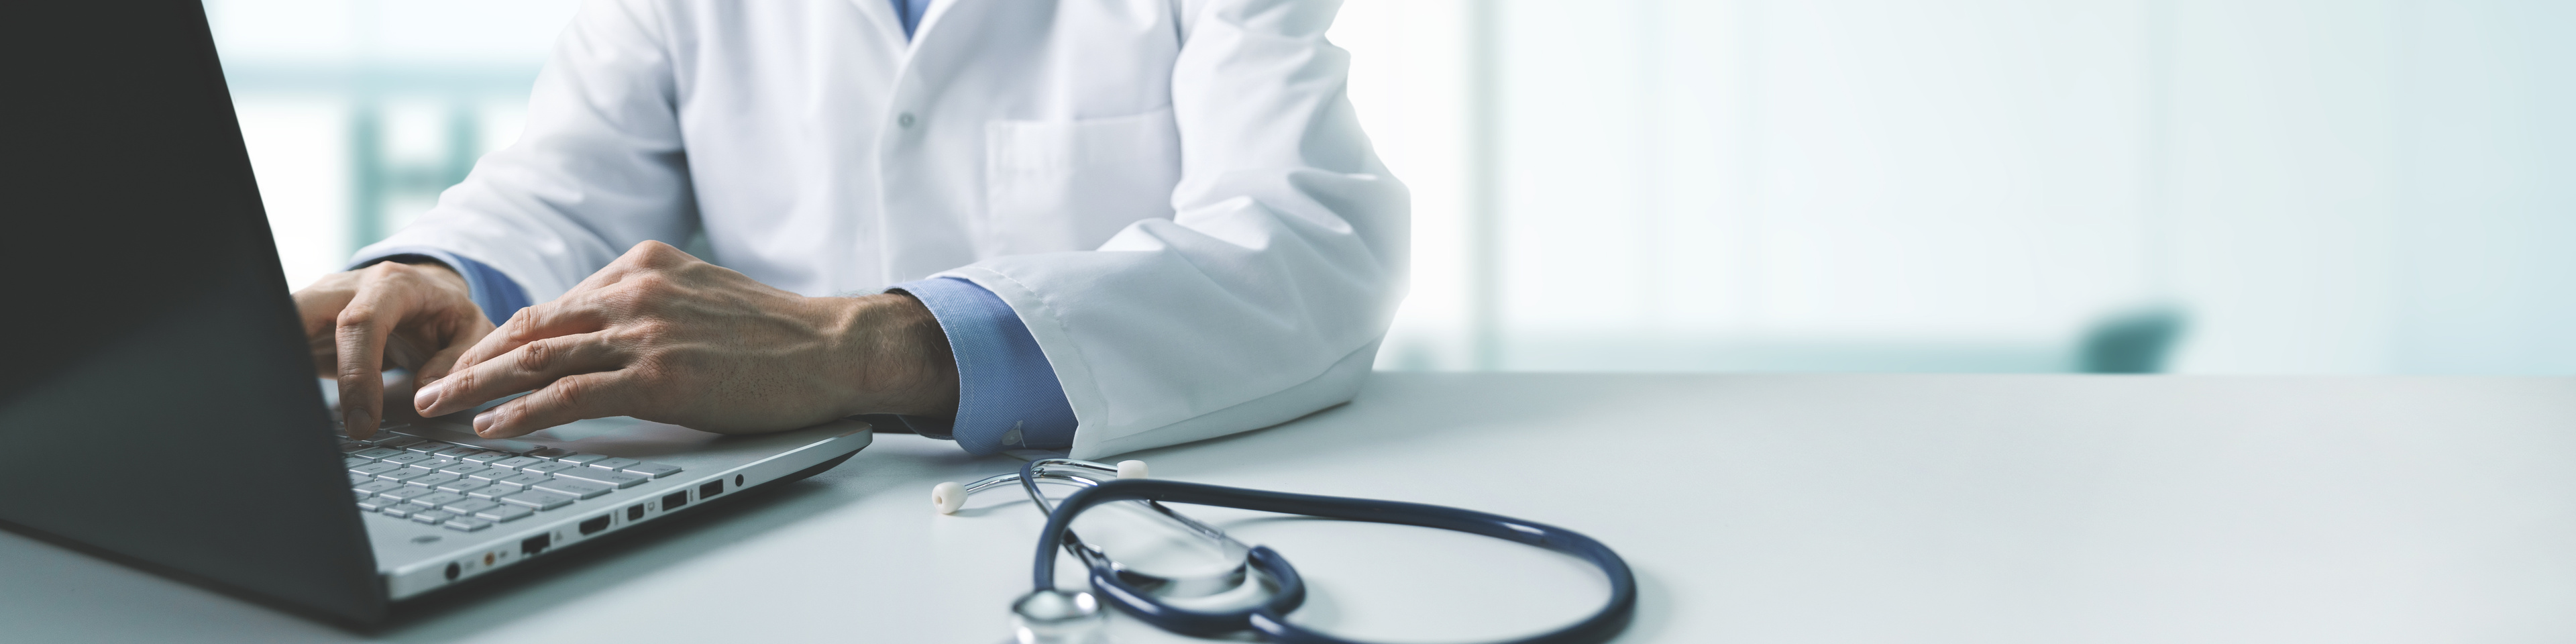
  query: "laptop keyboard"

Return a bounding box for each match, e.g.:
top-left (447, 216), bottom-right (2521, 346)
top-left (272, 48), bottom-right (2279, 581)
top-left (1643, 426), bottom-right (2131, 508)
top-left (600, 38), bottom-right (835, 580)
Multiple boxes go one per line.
top-left (335, 427), bottom-right (684, 533)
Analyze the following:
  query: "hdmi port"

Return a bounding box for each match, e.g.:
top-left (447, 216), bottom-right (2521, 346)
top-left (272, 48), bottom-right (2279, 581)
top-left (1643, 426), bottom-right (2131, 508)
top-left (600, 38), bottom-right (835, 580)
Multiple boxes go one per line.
top-left (578, 515), bottom-right (610, 535)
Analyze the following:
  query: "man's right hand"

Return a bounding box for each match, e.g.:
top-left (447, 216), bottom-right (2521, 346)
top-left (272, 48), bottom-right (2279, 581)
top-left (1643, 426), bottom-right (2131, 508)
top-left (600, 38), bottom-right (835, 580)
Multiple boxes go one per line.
top-left (294, 260), bottom-right (494, 439)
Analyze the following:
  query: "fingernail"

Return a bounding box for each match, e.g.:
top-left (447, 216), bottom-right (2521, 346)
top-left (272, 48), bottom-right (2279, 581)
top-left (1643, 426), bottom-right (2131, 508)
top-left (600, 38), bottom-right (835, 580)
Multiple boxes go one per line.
top-left (413, 382), bottom-right (445, 413)
top-left (473, 409), bottom-right (498, 436)
top-left (345, 407), bottom-right (374, 433)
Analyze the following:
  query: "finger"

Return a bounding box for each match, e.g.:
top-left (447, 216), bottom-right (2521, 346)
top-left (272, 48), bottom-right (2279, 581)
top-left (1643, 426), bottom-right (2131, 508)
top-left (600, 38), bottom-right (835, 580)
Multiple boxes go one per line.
top-left (417, 332), bottom-right (625, 417)
top-left (449, 297), bottom-right (610, 375)
top-left (411, 315), bottom-right (494, 384)
top-left (333, 274), bottom-right (424, 439)
top-left (472, 370), bottom-right (646, 438)
top-left (295, 286), bottom-right (357, 339)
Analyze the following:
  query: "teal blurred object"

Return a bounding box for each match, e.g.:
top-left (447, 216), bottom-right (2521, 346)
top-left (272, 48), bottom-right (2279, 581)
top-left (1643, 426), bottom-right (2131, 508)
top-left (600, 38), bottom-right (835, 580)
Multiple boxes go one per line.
top-left (2078, 307), bottom-right (2188, 374)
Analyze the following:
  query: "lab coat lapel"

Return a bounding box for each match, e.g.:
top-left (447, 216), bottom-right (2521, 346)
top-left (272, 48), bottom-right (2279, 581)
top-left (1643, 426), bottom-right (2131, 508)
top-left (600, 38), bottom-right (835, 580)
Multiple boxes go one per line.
top-left (873, 0), bottom-right (1020, 281)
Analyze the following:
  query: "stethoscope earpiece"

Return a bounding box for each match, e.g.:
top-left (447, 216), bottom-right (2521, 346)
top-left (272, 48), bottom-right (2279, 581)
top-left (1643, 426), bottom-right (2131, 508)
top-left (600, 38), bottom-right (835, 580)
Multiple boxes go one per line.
top-left (931, 480), bottom-right (967, 515)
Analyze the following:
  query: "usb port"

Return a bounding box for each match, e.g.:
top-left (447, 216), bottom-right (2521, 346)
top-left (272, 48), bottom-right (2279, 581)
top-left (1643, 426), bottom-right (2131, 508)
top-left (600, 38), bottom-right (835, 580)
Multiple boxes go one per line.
top-left (661, 491), bottom-right (688, 511)
top-left (578, 515), bottom-right (610, 535)
top-left (699, 480), bottom-right (723, 498)
top-left (520, 533), bottom-right (550, 555)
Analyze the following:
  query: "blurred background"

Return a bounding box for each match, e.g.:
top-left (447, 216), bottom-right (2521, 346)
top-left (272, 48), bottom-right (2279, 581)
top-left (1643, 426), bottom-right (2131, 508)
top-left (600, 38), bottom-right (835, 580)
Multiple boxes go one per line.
top-left (210, 0), bottom-right (2576, 375)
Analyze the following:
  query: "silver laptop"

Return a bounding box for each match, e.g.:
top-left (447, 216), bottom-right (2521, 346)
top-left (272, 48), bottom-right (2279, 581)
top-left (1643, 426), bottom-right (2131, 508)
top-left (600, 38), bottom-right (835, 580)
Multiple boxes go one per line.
top-left (341, 409), bottom-right (869, 602)
top-left (0, 2), bottom-right (869, 625)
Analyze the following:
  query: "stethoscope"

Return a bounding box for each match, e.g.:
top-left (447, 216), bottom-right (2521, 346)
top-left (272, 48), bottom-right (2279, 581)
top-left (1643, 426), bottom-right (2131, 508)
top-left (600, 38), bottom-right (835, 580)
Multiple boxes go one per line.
top-left (930, 459), bottom-right (1638, 644)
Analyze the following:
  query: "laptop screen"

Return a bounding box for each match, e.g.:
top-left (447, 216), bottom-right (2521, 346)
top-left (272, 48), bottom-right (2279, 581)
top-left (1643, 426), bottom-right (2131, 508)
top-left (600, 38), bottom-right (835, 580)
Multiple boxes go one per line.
top-left (0, 2), bottom-right (387, 624)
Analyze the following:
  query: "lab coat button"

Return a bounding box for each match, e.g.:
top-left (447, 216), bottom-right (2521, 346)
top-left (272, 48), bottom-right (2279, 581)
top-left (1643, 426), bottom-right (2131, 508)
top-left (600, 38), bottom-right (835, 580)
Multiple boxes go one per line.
top-left (897, 112), bottom-right (916, 128)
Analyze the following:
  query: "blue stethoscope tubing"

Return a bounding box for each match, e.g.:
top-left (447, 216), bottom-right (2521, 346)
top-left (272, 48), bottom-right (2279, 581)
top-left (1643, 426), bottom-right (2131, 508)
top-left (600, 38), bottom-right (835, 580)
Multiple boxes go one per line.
top-left (1028, 470), bottom-right (1639, 644)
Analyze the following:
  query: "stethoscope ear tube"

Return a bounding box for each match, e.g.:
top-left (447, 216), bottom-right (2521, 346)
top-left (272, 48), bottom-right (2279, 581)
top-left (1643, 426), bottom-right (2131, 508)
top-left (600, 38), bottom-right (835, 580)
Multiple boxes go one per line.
top-left (1031, 478), bottom-right (1638, 644)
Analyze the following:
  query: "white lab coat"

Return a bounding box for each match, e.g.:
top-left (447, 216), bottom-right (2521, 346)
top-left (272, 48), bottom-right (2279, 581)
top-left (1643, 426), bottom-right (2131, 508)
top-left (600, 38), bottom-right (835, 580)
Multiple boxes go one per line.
top-left (356, 0), bottom-right (1407, 459)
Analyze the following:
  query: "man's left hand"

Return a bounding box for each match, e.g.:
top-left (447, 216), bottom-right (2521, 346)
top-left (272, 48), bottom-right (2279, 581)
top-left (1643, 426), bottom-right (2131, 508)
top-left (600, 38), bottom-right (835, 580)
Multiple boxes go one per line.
top-left (411, 241), bottom-right (959, 438)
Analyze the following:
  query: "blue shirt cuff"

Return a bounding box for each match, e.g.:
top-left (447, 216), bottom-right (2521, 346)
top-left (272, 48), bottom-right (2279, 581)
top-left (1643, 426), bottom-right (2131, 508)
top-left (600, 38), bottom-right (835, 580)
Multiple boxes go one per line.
top-left (350, 247), bottom-right (531, 327)
top-left (885, 276), bottom-right (1077, 455)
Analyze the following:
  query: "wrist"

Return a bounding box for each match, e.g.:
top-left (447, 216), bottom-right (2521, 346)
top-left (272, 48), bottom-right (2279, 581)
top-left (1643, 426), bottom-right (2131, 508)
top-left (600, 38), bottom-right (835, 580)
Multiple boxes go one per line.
top-left (824, 292), bottom-right (960, 418)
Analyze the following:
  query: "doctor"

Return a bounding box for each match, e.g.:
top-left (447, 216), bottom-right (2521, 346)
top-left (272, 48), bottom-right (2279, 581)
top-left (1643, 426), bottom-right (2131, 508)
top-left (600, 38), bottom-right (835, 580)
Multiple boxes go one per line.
top-left (297, 0), bottom-right (1406, 460)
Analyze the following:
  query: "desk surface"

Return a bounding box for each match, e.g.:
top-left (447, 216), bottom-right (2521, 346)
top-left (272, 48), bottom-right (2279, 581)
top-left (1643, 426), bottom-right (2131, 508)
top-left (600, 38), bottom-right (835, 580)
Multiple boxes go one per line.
top-left (9, 372), bottom-right (2576, 643)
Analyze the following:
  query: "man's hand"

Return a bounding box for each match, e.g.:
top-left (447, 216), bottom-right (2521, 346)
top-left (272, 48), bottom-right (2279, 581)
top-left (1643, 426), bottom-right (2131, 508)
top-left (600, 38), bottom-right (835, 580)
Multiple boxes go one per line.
top-left (294, 260), bottom-right (494, 439)
top-left (413, 241), bottom-right (960, 438)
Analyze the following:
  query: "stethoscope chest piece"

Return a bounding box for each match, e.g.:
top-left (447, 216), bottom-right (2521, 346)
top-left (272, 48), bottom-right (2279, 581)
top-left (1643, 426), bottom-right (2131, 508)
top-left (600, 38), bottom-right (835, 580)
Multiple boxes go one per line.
top-left (1011, 588), bottom-right (1107, 644)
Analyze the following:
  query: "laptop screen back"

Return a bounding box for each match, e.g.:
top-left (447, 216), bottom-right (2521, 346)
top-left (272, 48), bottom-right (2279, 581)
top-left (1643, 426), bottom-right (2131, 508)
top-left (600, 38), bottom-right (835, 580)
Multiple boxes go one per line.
top-left (0, 2), bottom-right (386, 624)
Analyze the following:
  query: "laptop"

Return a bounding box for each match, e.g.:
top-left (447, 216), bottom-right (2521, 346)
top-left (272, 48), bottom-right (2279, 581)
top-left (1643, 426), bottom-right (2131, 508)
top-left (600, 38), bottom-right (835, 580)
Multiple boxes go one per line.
top-left (0, 3), bottom-right (871, 626)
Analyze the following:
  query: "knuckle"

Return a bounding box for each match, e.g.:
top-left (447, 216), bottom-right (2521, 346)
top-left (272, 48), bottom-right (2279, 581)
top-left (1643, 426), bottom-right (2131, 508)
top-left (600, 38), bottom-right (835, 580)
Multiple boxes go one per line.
top-left (336, 306), bottom-right (378, 328)
top-left (517, 339), bottom-right (557, 372)
top-left (551, 376), bottom-right (595, 409)
top-left (622, 322), bottom-right (670, 347)
top-left (636, 240), bottom-right (682, 260)
top-left (627, 273), bottom-right (674, 294)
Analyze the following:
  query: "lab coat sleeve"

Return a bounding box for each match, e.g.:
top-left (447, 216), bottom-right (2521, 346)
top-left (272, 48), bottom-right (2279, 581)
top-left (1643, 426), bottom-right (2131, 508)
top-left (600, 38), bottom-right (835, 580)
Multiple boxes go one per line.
top-left (939, 0), bottom-right (1408, 458)
top-left (350, 0), bottom-right (694, 302)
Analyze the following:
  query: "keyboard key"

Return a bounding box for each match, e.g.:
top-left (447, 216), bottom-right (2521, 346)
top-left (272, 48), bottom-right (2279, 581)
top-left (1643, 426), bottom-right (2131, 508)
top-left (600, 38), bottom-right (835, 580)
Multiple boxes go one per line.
top-left (474, 504), bottom-right (535, 523)
top-left (404, 472), bottom-right (462, 489)
top-left (408, 458), bottom-right (458, 471)
top-left (517, 461), bottom-right (574, 475)
top-left (402, 441), bottom-right (453, 453)
top-left (409, 510), bottom-right (456, 525)
top-left (622, 462), bottom-right (683, 478)
top-left (337, 442), bottom-right (368, 453)
top-left (356, 496), bottom-right (394, 511)
top-left (352, 447), bottom-right (405, 460)
top-left (431, 445), bottom-right (484, 459)
top-left (408, 492), bottom-right (469, 508)
top-left (466, 468), bottom-right (514, 482)
top-left (555, 469), bottom-right (648, 488)
top-left (496, 492), bottom-right (576, 510)
top-left (376, 468), bottom-right (431, 483)
top-left (350, 462), bottom-right (404, 476)
top-left (344, 456), bottom-right (374, 469)
top-left (437, 480), bottom-right (490, 495)
top-left (378, 504), bottom-right (413, 518)
top-left (377, 452), bottom-right (433, 466)
top-left (552, 453), bottom-right (607, 466)
top-left (490, 473), bottom-right (551, 490)
top-left (460, 451), bottom-right (515, 464)
top-left (527, 447), bottom-right (574, 459)
top-left (532, 479), bottom-right (612, 499)
top-left (438, 464), bottom-right (492, 478)
top-left (349, 472), bottom-right (374, 486)
top-left (488, 456), bottom-right (545, 470)
top-left (586, 457), bottom-right (642, 472)
top-left (491, 439), bottom-right (546, 453)
top-left (443, 517), bottom-right (493, 532)
top-left (376, 486), bottom-right (430, 502)
top-left (353, 480), bottom-right (403, 496)
top-left (465, 486), bottom-right (514, 500)
top-left (442, 498), bottom-right (500, 515)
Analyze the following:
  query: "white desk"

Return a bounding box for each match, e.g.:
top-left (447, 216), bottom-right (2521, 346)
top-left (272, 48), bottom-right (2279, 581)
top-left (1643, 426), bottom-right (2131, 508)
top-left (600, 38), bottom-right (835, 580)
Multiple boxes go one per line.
top-left (9, 373), bottom-right (2576, 642)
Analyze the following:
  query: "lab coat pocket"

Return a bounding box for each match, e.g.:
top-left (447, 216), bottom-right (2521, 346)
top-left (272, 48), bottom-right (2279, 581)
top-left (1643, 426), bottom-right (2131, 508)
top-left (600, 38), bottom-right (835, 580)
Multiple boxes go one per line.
top-left (984, 109), bottom-right (1181, 254)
